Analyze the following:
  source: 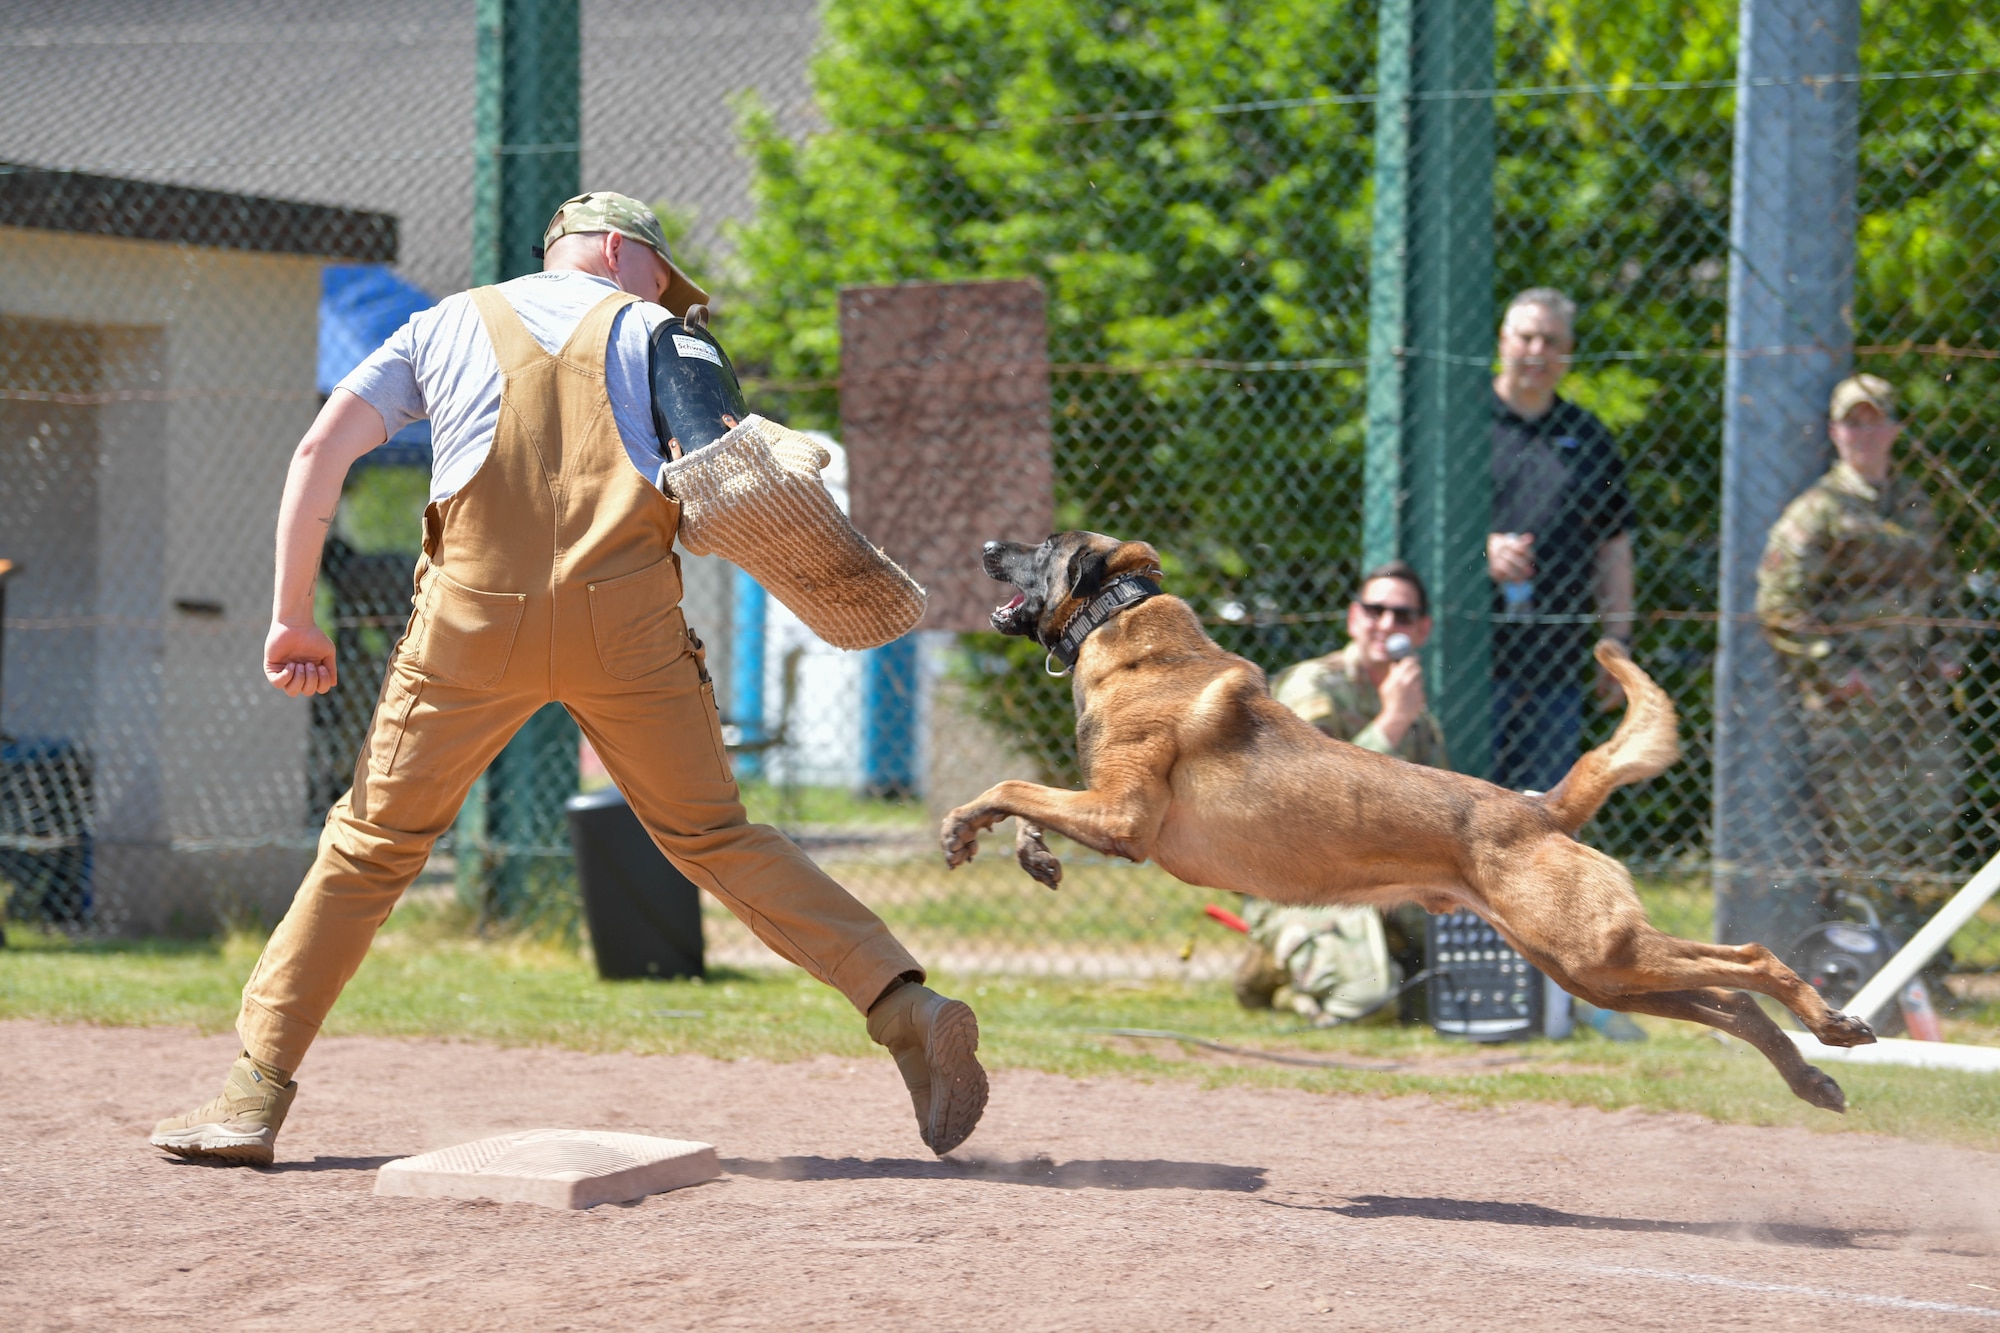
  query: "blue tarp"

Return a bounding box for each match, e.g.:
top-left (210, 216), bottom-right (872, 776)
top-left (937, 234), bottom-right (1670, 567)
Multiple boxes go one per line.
top-left (318, 264), bottom-right (437, 468)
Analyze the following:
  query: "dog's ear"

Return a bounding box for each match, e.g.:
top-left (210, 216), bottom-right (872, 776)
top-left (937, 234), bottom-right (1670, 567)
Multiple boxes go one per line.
top-left (1066, 544), bottom-right (1114, 601)
top-left (1104, 540), bottom-right (1162, 578)
top-left (1063, 538), bottom-right (1158, 604)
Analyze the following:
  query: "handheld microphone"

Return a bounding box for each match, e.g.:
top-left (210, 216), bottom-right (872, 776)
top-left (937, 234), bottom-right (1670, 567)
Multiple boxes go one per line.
top-left (1385, 632), bottom-right (1415, 661)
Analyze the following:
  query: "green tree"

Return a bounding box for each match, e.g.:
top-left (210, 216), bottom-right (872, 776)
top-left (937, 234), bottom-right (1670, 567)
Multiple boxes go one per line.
top-left (731, 0), bottom-right (1383, 784)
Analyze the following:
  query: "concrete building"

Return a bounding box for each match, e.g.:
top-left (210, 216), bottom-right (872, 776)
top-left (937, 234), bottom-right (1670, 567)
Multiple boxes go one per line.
top-left (1, 0), bottom-right (828, 743)
top-left (0, 0), bottom-right (823, 297)
top-left (0, 165), bottom-right (396, 932)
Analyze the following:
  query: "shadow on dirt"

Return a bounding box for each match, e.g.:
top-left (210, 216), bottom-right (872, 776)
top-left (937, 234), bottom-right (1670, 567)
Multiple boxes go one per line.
top-left (158, 1154), bottom-right (402, 1173)
top-left (266, 1155), bottom-right (406, 1173)
top-left (1279, 1194), bottom-right (1902, 1250)
top-left (723, 1155), bottom-right (1266, 1192)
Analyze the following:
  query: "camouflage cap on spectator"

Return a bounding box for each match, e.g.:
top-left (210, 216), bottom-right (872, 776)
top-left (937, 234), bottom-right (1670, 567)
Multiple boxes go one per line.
top-left (542, 191), bottom-right (710, 316)
top-left (1829, 373), bottom-right (1896, 423)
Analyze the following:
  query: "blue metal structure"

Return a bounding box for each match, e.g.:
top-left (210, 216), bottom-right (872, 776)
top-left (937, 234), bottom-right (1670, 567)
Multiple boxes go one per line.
top-left (730, 568), bottom-right (768, 779)
top-left (862, 635), bottom-right (919, 797)
top-left (318, 264), bottom-right (436, 468)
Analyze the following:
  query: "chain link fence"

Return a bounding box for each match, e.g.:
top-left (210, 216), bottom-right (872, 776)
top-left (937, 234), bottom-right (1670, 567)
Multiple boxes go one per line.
top-left (2, 1), bottom-right (1995, 996)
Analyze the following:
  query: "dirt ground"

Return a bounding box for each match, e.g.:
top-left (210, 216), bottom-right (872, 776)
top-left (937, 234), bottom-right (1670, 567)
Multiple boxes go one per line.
top-left (2, 1021), bottom-right (1997, 1331)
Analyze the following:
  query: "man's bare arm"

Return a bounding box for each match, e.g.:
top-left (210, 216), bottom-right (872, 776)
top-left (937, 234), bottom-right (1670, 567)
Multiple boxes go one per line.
top-left (265, 389), bottom-right (388, 697)
top-left (1595, 531), bottom-right (1633, 642)
top-left (1593, 531), bottom-right (1635, 708)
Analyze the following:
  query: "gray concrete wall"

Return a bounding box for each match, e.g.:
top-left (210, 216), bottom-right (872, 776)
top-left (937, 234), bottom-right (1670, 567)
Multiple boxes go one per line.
top-left (0, 227), bottom-right (320, 931)
top-left (0, 0), bottom-right (825, 295)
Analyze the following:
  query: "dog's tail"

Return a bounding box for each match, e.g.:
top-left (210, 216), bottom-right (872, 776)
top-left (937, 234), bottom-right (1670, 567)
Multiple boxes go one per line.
top-left (1535, 639), bottom-right (1680, 835)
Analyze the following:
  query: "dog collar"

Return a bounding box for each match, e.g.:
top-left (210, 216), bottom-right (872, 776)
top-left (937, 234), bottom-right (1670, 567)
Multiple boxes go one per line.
top-left (1047, 571), bottom-right (1164, 673)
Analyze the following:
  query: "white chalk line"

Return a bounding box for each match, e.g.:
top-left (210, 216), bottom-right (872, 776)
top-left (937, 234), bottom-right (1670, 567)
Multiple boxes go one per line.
top-left (1261, 1206), bottom-right (2000, 1320)
top-left (1579, 1262), bottom-right (2000, 1320)
top-left (1447, 1235), bottom-right (2000, 1320)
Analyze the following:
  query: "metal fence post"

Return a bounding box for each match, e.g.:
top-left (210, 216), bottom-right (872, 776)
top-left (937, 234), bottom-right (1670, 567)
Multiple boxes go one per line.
top-left (1364, 0), bottom-right (1495, 780)
top-left (1713, 0), bottom-right (1858, 951)
top-left (472, 0), bottom-right (581, 287)
top-left (463, 0), bottom-right (582, 917)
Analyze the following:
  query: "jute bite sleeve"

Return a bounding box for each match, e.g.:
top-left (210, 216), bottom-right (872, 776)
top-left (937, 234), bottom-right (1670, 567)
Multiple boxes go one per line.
top-left (660, 414), bottom-right (926, 651)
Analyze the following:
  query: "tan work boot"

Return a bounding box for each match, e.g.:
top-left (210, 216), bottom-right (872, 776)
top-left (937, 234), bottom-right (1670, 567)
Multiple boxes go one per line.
top-left (866, 983), bottom-right (988, 1156)
top-left (150, 1055), bottom-right (298, 1167)
top-left (1232, 941), bottom-right (1286, 1010)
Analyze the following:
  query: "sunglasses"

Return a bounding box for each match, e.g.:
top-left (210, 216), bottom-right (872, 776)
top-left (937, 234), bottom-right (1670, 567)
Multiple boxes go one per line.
top-left (1357, 601), bottom-right (1422, 626)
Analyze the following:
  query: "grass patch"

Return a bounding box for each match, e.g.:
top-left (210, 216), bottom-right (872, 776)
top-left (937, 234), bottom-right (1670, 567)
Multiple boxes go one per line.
top-left (832, 853), bottom-right (1219, 949)
top-left (5, 893), bottom-right (1999, 1152)
top-left (738, 782), bottom-right (932, 832)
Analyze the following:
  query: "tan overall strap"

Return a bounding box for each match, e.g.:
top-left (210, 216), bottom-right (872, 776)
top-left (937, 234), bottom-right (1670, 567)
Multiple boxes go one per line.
top-left (556, 289), bottom-right (639, 377)
top-left (468, 284), bottom-right (638, 378)
top-left (464, 285), bottom-right (643, 493)
top-left (467, 285), bottom-right (547, 374)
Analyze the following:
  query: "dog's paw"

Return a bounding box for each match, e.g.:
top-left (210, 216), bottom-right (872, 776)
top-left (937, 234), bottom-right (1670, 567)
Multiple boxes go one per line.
top-left (1789, 1063), bottom-right (1848, 1114)
top-left (941, 824), bottom-right (977, 868)
top-left (1014, 822), bottom-right (1063, 890)
top-left (1815, 1010), bottom-right (1877, 1048)
top-left (940, 811), bottom-right (985, 869)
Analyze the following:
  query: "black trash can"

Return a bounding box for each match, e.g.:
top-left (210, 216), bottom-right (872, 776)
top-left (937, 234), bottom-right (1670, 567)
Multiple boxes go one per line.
top-left (565, 787), bottom-right (705, 980)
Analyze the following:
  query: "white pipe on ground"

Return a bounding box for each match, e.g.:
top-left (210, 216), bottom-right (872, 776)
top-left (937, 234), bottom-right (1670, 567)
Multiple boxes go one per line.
top-left (1841, 848), bottom-right (2000, 1029)
top-left (1786, 1030), bottom-right (2000, 1074)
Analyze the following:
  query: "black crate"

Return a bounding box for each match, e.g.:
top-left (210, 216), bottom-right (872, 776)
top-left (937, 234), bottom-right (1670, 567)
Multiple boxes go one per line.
top-left (1426, 910), bottom-right (1544, 1041)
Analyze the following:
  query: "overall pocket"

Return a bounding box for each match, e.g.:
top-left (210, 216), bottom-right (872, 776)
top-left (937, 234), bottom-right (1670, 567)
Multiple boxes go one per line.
top-left (588, 558), bottom-right (688, 680)
top-left (364, 669), bottom-right (424, 778)
top-left (414, 570), bottom-right (527, 688)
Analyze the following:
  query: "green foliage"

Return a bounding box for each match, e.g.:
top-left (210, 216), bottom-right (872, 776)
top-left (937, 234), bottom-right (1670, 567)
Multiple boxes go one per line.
top-left (730, 0), bottom-right (1384, 781)
top-left (649, 199), bottom-right (725, 294)
top-left (336, 465), bottom-right (429, 555)
top-left (952, 632), bottom-right (1087, 786)
top-left (730, 0), bottom-right (1378, 611)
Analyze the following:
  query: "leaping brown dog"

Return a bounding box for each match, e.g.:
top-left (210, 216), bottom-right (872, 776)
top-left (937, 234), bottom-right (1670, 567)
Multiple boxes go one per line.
top-left (943, 531), bottom-right (1876, 1111)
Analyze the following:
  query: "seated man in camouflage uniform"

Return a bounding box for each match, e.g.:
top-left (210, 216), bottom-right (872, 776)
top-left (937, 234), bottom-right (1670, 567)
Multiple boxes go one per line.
top-left (1234, 561), bottom-right (1444, 1020)
top-left (1757, 374), bottom-right (1964, 946)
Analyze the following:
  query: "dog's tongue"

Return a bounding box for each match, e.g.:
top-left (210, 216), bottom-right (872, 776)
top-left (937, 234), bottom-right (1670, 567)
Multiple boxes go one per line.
top-left (997, 592), bottom-right (1026, 614)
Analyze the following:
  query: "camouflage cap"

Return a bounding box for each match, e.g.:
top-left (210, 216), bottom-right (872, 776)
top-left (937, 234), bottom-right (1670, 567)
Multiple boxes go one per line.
top-left (1829, 373), bottom-right (1896, 423)
top-left (541, 191), bottom-right (711, 316)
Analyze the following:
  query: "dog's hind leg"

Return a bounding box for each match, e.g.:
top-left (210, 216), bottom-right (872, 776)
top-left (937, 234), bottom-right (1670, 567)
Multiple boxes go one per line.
top-left (1558, 929), bottom-right (1875, 1051)
top-left (1575, 985), bottom-right (1848, 1114)
top-left (1485, 844), bottom-right (1875, 1051)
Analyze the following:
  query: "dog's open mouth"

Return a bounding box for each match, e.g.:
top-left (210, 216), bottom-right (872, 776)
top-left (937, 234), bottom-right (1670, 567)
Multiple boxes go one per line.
top-left (991, 590), bottom-right (1033, 635)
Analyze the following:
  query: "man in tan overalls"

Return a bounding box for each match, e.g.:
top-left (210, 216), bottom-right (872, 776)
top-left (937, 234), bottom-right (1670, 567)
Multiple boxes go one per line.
top-left (152, 193), bottom-right (986, 1164)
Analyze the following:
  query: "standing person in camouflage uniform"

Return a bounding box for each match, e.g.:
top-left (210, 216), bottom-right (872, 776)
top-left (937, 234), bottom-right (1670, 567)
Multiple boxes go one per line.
top-left (1756, 374), bottom-right (1964, 940)
top-left (1234, 562), bottom-right (1445, 1020)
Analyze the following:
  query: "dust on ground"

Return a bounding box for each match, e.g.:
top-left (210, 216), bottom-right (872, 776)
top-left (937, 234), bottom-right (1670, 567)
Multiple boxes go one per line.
top-left (2, 1020), bottom-right (1997, 1331)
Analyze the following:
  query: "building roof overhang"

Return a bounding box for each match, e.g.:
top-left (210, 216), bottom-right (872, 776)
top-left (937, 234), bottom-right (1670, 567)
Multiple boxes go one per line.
top-left (0, 162), bottom-right (396, 263)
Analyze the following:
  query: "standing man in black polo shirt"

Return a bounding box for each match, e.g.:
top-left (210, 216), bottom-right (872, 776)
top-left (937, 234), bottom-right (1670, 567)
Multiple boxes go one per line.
top-left (1487, 287), bottom-right (1635, 793)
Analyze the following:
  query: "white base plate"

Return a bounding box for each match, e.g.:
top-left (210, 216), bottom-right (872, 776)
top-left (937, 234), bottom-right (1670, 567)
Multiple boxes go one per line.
top-left (374, 1129), bottom-right (721, 1209)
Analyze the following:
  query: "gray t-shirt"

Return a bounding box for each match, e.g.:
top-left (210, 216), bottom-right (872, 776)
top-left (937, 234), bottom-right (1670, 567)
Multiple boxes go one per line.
top-left (338, 270), bottom-right (672, 501)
